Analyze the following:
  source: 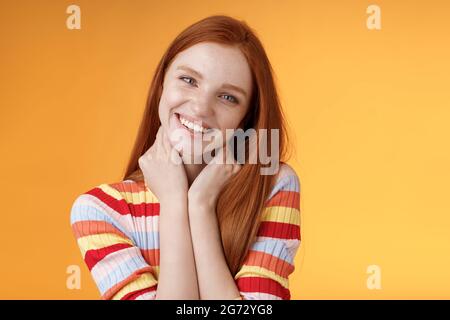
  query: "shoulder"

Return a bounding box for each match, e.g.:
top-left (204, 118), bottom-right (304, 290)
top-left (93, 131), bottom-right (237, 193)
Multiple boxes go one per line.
top-left (276, 162), bottom-right (300, 182)
top-left (261, 162), bottom-right (301, 219)
top-left (70, 179), bottom-right (158, 224)
top-left (73, 179), bottom-right (154, 204)
top-left (71, 180), bottom-right (135, 206)
top-left (267, 162), bottom-right (301, 201)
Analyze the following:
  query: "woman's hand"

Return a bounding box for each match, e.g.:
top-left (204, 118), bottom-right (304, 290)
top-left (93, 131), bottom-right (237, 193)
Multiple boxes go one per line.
top-left (188, 145), bottom-right (241, 210)
top-left (138, 126), bottom-right (188, 205)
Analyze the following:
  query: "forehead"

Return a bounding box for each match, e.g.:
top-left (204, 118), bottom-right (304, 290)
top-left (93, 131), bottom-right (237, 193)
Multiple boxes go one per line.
top-left (168, 42), bottom-right (253, 91)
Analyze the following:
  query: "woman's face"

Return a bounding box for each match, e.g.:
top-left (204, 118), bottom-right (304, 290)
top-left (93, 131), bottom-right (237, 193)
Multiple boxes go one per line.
top-left (158, 42), bottom-right (253, 161)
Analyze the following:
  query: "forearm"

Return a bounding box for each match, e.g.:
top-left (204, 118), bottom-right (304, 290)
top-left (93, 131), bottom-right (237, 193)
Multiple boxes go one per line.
top-left (155, 198), bottom-right (200, 299)
top-left (188, 204), bottom-right (241, 300)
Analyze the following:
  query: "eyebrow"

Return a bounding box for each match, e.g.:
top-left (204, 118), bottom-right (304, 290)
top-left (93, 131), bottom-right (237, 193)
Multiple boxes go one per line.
top-left (176, 65), bottom-right (248, 98)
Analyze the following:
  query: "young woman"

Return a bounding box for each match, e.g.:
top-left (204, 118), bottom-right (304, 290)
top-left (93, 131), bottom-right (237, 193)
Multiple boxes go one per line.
top-left (70, 15), bottom-right (302, 300)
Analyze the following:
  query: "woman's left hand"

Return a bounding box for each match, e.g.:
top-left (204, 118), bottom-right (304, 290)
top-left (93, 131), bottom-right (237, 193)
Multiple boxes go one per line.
top-left (188, 146), bottom-right (241, 210)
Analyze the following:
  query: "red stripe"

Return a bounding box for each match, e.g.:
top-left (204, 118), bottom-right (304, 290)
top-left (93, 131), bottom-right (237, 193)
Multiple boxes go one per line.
top-left (265, 191), bottom-right (300, 208)
top-left (71, 220), bottom-right (128, 240)
top-left (121, 285), bottom-right (157, 300)
top-left (102, 267), bottom-right (154, 300)
top-left (236, 277), bottom-right (290, 300)
top-left (140, 249), bottom-right (160, 267)
top-left (243, 250), bottom-right (294, 277)
top-left (86, 187), bottom-right (160, 217)
top-left (84, 243), bottom-right (132, 270)
top-left (257, 221), bottom-right (300, 240)
top-left (111, 180), bottom-right (147, 193)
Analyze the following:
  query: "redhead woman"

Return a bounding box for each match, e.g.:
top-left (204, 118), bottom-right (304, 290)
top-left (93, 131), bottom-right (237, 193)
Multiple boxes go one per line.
top-left (70, 15), bottom-right (302, 300)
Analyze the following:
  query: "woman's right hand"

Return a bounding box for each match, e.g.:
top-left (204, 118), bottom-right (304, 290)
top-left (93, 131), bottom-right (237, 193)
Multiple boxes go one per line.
top-left (138, 126), bottom-right (188, 205)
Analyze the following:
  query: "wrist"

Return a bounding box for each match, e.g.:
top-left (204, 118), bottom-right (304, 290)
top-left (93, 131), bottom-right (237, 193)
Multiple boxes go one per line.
top-left (156, 190), bottom-right (187, 204)
top-left (188, 193), bottom-right (216, 211)
top-left (188, 202), bottom-right (218, 226)
top-left (159, 194), bottom-right (188, 211)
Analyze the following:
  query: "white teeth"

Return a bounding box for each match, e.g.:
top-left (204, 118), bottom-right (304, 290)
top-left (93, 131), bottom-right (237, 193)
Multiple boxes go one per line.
top-left (179, 115), bottom-right (209, 133)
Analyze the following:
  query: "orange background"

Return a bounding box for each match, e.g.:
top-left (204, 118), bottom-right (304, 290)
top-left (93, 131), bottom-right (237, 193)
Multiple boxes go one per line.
top-left (1, 0), bottom-right (449, 299)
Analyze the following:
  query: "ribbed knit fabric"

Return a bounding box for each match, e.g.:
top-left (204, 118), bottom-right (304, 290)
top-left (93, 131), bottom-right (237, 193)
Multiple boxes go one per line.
top-left (70, 167), bottom-right (301, 300)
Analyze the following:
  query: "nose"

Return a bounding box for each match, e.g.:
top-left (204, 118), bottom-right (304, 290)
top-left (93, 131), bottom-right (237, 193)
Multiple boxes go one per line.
top-left (191, 94), bottom-right (214, 118)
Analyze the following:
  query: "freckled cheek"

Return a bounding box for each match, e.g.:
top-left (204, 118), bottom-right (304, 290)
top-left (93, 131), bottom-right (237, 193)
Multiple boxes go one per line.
top-left (158, 89), bottom-right (187, 124)
top-left (165, 86), bottom-right (189, 106)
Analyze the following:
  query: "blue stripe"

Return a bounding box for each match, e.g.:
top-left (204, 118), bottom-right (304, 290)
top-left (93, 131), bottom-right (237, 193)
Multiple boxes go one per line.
top-left (70, 196), bottom-right (131, 239)
top-left (268, 174), bottom-right (300, 200)
top-left (71, 196), bottom-right (160, 249)
top-left (95, 255), bottom-right (150, 295)
top-left (129, 231), bottom-right (160, 250)
top-left (250, 239), bottom-right (293, 264)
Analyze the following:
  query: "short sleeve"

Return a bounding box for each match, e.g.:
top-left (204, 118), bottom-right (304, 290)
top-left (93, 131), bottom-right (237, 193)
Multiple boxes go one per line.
top-left (234, 167), bottom-right (301, 300)
top-left (70, 183), bottom-right (158, 300)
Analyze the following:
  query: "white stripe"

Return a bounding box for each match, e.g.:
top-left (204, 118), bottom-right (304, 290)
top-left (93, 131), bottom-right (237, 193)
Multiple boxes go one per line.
top-left (91, 246), bottom-right (145, 283)
top-left (240, 292), bottom-right (282, 300)
top-left (135, 291), bottom-right (157, 300)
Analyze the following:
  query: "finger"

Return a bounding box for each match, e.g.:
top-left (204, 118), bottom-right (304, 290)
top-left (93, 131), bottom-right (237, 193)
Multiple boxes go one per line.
top-left (147, 151), bottom-right (153, 161)
top-left (212, 146), bottom-right (224, 164)
top-left (144, 143), bottom-right (154, 160)
top-left (169, 146), bottom-right (183, 165)
top-left (155, 126), bottom-right (165, 160)
top-left (224, 144), bottom-right (237, 165)
top-left (162, 129), bottom-right (176, 164)
top-left (161, 127), bottom-right (172, 154)
top-left (225, 145), bottom-right (241, 175)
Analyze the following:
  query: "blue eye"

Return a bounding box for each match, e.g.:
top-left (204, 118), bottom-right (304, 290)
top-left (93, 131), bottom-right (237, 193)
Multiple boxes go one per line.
top-left (222, 94), bottom-right (239, 104)
top-left (179, 76), bottom-right (196, 86)
top-left (179, 76), bottom-right (238, 104)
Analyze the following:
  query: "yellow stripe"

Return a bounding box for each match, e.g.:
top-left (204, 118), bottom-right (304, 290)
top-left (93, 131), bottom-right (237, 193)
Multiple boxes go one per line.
top-left (98, 184), bottom-right (159, 204)
top-left (112, 273), bottom-right (158, 300)
top-left (235, 265), bottom-right (289, 289)
top-left (261, 207), bottom-right (300, 226)
top-left (120, 191), bottom-right (159, 205)
top-left (152, 266), bottom-right (160, 278)
top-left (98, 184), bottom-right (124, 200)
top-left (77, 233), bottom-right (133, 257)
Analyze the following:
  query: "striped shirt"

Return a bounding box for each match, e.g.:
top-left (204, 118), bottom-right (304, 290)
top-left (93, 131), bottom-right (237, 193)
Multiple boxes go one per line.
top-left (70, 168), bottom-right (301, 300)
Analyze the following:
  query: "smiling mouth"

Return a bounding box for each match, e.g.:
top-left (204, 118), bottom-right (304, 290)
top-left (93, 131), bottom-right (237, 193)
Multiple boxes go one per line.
top-left (176, 113), bottom-right (212, 134)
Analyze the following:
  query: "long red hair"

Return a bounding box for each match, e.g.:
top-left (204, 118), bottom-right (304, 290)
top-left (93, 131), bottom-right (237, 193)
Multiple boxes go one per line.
top-left (123, 15), bottom-right (290, 276)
